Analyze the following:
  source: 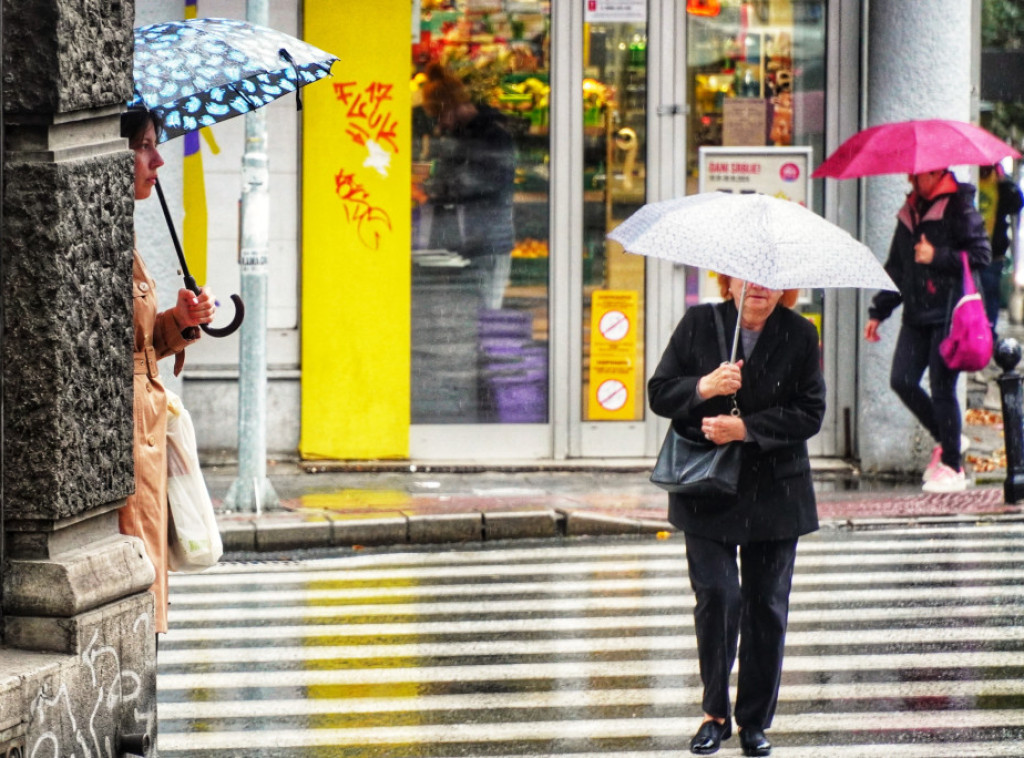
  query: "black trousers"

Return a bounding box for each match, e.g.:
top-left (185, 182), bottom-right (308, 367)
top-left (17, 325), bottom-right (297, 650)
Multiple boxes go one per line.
top-left (890, 322), bottom-right (962, 470)
top-left (684, 533), bottom-right (799, 729)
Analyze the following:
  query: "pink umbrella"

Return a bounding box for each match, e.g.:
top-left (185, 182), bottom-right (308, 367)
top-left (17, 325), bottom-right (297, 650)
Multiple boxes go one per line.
top-left (812, 119), bottom-right (1021, 179)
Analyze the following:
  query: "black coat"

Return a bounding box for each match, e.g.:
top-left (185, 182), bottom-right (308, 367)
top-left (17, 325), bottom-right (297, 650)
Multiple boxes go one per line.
top-left (426, 104), bottom-right (516, 258)
top-left (868, 181), bottom-right (991, 326)
top-left (648, 301), bottom-right (826, 544)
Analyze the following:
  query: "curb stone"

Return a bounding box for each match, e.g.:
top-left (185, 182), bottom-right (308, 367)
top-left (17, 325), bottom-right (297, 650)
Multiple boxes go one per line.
top-left (217, 508), bottom-right (674, 555)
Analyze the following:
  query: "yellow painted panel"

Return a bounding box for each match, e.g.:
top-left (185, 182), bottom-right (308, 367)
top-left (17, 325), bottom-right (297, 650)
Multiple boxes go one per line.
top-left (301, 1), bottom-right (411, 460)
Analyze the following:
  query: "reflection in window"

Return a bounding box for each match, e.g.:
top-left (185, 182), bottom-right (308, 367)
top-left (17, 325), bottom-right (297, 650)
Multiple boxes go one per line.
top-left (410, 3), bottom-right (551, 425)
top-left (685, 0), bottom-right (826, 327)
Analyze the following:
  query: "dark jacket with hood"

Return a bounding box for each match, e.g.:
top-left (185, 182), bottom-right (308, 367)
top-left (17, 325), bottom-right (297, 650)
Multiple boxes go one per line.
top-left (868, 174), bottom-right (991, 326)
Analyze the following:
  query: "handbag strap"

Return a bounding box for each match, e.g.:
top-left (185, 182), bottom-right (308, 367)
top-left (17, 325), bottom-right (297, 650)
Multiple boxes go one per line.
top-left (710, 304), bottom-right (730, 363)
top-left (959, 251), bottom-right (977, 296)
top-left (710, 304), bottom-right (741, 418)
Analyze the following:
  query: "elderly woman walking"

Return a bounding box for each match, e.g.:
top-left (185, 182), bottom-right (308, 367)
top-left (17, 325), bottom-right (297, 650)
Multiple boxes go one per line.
top-left (649, 275), bottom-right (826, 756)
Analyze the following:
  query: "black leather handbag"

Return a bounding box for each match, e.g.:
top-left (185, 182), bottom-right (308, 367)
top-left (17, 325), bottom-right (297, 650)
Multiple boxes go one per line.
top-left (650, 306), bottom-right (742, 497)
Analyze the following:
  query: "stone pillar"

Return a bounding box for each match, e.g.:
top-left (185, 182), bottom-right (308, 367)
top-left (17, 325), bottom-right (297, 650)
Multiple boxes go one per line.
top-left (858, 0), bottom-right (976, 474)
top-left (2, 0), bottom-right (159, 755)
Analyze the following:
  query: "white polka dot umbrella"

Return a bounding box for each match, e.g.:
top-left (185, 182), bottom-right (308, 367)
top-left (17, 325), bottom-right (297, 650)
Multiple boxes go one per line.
top-left (607, 191), bottom-right (897, 293)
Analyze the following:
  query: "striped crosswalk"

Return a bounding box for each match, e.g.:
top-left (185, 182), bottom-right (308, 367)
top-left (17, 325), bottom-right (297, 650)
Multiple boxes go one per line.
top-left (158, 523), bottom-right (1024, 756)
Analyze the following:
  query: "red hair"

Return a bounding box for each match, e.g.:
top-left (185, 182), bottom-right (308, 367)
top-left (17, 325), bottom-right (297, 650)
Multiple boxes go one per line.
top-left (420, 62), bottom-right (469, 119)
top-left (716, 273), bottom-right (799, 309)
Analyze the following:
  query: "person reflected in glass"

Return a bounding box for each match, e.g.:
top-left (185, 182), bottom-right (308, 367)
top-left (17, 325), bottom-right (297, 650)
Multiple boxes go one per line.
top-left (120, 109), bottom-right (217, 636)
top-left (976, 163), bottom-right (1023, 341)
top-left (864, 168), bottom-right (991, 493)
top-left (649, 276), bottom-right (825, 757)
top-left (420, 61), bottom-right (516, 309)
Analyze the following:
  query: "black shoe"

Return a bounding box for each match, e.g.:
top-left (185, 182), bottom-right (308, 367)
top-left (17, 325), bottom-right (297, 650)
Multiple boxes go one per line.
top-left (739, 727), bottom-right (771, 756)
top-left (689, 719), bottom-right (731, 755)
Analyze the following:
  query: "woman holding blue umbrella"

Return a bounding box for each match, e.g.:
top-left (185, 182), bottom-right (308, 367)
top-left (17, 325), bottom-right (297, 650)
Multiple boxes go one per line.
top-left (118, 109), bottom-right (217, 635)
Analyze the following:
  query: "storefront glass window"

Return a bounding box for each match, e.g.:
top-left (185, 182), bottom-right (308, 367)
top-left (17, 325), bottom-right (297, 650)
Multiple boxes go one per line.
top-left (685, 0), bottom-right (826, 324)
top-left (582, 14), bottom-right (648, 423)
top-left (410, 1), bottom-right (551, 425)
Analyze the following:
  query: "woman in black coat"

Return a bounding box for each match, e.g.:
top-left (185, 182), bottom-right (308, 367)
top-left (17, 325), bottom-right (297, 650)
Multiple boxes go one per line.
top-left (649, 275), bottom-right (826, 757)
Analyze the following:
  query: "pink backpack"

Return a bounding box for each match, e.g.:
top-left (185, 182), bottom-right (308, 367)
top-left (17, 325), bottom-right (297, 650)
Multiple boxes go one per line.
top-left (939, 251), bottom-right (993, 372)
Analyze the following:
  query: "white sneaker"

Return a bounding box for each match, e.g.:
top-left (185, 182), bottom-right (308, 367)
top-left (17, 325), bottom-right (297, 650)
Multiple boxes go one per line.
top-left (922, 444), bottom-right (943, 483)
top-left (922, 464), bottom-right (968, 493)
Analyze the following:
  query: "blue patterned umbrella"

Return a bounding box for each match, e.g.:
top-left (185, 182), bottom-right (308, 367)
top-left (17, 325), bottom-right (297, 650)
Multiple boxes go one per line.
top-left (130, 17), bottom-right (338, 142)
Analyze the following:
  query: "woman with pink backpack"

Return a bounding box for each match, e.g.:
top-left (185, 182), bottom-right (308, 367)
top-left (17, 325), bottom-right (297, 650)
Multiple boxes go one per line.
top-left (864, 168), bottom-right (991, 492)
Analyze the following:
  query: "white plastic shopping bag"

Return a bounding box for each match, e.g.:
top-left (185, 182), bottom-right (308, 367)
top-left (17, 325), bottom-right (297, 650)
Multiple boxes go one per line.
top-left (166, 389), bottom-right (223, 572)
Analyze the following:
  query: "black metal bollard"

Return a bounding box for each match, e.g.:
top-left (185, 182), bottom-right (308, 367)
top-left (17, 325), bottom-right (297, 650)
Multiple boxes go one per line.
top-left (995, 337), bottom-right (1024, 504)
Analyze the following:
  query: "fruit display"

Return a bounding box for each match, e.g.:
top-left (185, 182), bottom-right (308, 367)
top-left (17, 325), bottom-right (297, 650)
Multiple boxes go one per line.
top-left (511, 238), bottom-right (549, 258)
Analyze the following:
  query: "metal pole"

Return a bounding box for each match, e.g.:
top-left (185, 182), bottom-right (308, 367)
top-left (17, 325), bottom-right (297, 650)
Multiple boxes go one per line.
top-left (225, 0), bottom-right (278, 511)
top-left (995, 338), bottom-right (1024, 504)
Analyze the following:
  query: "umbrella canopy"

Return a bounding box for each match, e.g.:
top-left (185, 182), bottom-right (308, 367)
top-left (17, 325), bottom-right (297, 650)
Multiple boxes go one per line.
top-left (608, 192), bottom-right (898, 293)
top-left (131, 17), bottom-right (338, 142)
top-left (812, 119), bottom-right (1021, 179)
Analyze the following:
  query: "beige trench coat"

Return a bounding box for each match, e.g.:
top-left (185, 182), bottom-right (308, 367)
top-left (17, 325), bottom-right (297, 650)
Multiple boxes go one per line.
top-left (119, 250), bottom-right (197, 633)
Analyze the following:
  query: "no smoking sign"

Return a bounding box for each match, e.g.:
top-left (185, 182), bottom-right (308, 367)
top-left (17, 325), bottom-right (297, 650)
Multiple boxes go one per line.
top-left (598, 310), bottom-right (630, 342)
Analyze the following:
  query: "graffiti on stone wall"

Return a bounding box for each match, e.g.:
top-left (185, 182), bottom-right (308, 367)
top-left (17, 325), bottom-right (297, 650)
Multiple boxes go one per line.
top-left (28, 613), bottom-right (152, 758)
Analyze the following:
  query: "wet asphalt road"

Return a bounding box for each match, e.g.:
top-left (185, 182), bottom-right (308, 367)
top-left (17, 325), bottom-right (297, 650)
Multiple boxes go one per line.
top-left (157, 523), bottom-right (1024, 757)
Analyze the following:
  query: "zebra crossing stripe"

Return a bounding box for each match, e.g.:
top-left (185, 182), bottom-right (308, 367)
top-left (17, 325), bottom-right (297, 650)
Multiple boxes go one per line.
top-left (157, 710), bottom-right (1024, 751)
top-left (421, 748), bottom-right (1024, 758)
top-left (169, 545), bottom-right (1024, 589)
top-left (165, 583), bottom-right (1024, 623)
top-left (161, 602), bottom-right (1019, 642)
top-left (158, 678), bottom-right (1024, 720)
top-left (167, 564), bottom-right (1024, 606)
top-left (171, 527), bottom-right (1024, 582)
top-left (158, 650), bottom-right (1024, 691)
top-left (156, 624), bottom-right (1024, 666)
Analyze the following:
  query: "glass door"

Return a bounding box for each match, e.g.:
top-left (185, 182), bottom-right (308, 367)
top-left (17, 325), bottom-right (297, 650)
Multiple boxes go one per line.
top-left (409, 1), bottom-right (554, 459)
top-left (577, 8), bottom-right (651, 456)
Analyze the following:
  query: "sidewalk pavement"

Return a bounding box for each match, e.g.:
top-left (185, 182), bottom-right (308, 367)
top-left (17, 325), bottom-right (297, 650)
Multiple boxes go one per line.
top-left (204, 358), bottom-right (1023, 555)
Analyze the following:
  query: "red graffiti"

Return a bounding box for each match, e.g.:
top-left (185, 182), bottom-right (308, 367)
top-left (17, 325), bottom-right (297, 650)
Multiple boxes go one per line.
top-left (334, 80), bottom-right (400, 153)
top-left (334, 168), bottom-right (392, 250)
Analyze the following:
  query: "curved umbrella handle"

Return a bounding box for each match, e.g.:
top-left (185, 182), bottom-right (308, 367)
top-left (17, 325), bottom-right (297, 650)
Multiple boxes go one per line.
top-left (182, 274), bottom-right (245, 338)
top-left (201, 293), bottom-right (245, 338)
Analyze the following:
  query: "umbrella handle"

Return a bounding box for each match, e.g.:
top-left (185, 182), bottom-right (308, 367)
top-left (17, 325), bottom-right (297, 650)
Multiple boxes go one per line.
top-left (180, 271), bottom-right (245, 338)
top-left (155, 179), bottom-right (245, 338)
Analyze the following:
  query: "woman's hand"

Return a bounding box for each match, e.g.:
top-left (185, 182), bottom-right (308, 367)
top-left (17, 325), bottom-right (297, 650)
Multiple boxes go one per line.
top-left (914, 233), bottom-right (935, 264)
top-left (697, 360), bottom-right (744, 399)
top-left (173, 287), bottom-right (217, 329)
top-left (701, 414), bottom-right (746, 445)
top-left (864, 318), bottom-right (881, 343)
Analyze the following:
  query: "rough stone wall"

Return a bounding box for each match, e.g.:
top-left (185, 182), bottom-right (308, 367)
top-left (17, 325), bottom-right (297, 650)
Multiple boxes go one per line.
top-left (1, 0), bottom-right (133, 115)
top-left (2, 156), bottom-right (135, 520)
top-left (1, 0), bottom-right (159, 754)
